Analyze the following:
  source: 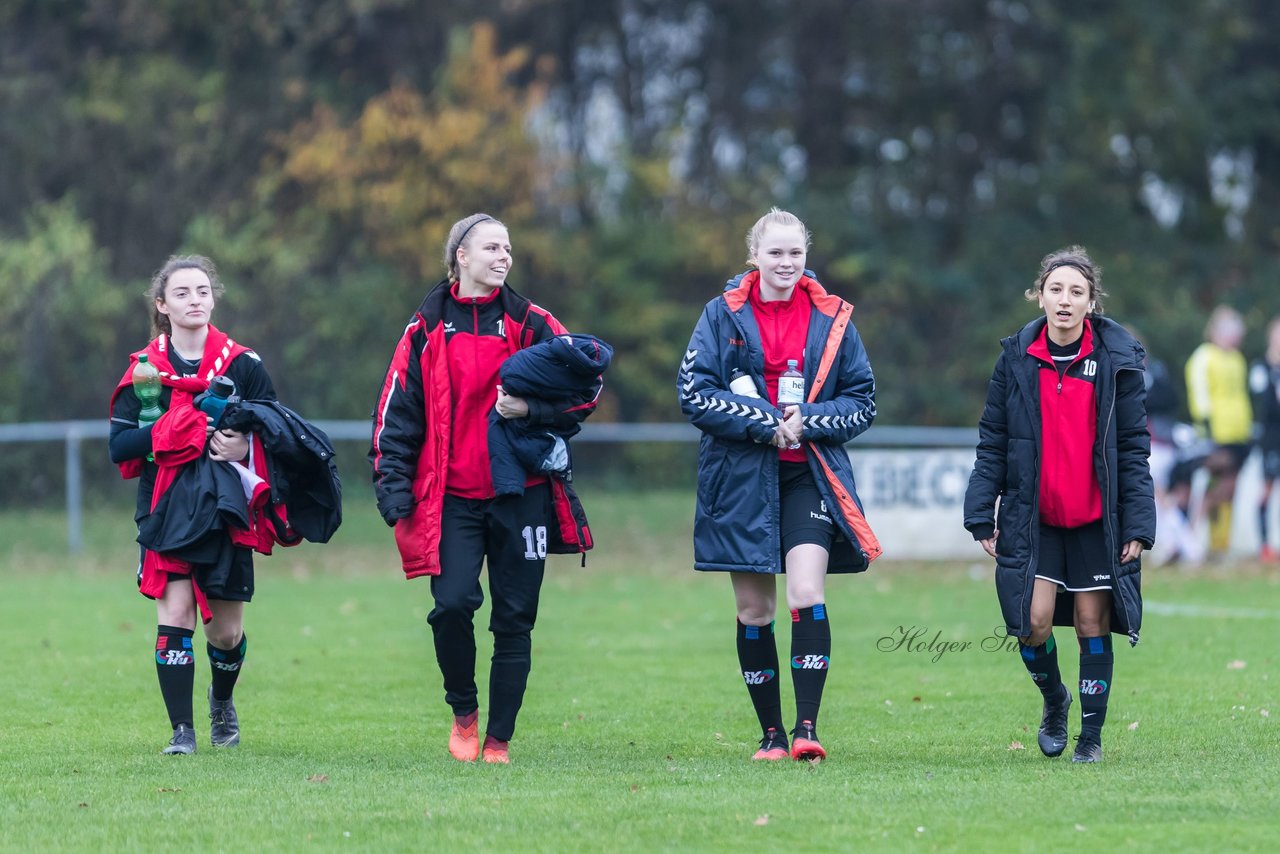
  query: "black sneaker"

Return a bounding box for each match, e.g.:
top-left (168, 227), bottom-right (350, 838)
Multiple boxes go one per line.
top-left (1037, 684), bottom-right (1072, 757)
top-left (1071, 730), bottom-right (1103, 763)
top-left (752, 727), bottom-right (789, 761)
top-left (208, 686), bottom-right (240, 748)
top-left (162, 723), bottom-right (196, 755)
top-left (790, 720), bottom-right (826, 761)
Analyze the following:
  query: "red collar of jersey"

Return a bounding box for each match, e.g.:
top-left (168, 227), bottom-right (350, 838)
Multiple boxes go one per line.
top-left (449, 281), bottom-right (503, 305)
top-left (1028, 318), bottom-right (1095, 365)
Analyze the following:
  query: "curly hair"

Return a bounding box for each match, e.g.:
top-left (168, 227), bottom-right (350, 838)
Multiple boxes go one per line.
top-left (1026, 245), bottom-right (1106, 314)
top-left (147, 255), bottom-right (224, 338)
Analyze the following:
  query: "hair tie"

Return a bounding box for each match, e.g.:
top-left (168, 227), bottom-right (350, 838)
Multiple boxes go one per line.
top-left (454, 216), bottom-right (495, 253)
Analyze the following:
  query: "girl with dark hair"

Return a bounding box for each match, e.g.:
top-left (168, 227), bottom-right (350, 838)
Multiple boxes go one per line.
top-left (108, 255), bottom-right (276, 754)
top-left (964, 246), bottom-right (1155, 763)
top-left (370, 214), bottom-right (602, 764)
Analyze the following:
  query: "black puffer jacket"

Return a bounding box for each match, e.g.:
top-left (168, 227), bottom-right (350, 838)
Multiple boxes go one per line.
top-left (221, 400), bottom-right (343, 545)
top-left (963, 316), bottom-right (1156, 645)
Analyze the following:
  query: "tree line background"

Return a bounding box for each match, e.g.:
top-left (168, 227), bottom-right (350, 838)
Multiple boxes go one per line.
top-left (2, 0), bottom-right (1278, 502)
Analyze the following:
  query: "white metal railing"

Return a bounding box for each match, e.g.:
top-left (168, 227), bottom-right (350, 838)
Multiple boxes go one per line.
top-left (0, 420), bottom-right (978, 552)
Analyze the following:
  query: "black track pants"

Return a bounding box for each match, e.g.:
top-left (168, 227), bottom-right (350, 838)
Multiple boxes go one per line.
top-left (428, 483), bottom-right (550, 741)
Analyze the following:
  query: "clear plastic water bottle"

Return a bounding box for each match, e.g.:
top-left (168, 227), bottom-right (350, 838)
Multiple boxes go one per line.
top-left (132, 354), bottom-right (163, 427)
top-left (777, 359), bottom-right (804, 449)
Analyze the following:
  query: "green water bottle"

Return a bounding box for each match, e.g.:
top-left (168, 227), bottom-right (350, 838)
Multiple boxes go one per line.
top-left (132, 354), bottom-right (164, 427)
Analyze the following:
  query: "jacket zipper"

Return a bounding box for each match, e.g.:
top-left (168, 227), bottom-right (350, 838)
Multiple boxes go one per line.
top-left (1102, 366), bottom-right (1139, 644)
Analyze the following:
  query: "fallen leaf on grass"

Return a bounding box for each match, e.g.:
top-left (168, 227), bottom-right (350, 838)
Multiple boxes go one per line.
top-left (754, 815), bottom-right (769, 826)
top-left (1127, 721), bottom-right (1139, 731)
top-left (912, 696), bottom-right (922, 702)
top-left (1008, 741), bottom-right (1025, 750)
top-left (1227, 660), bottom-right (1247, 670)
top-left (307, 774), bottom-right (329, 783)
top-left (157, 787), bottom-right (182, 793)
top-left (1262, 709), bottom-right (1270, 718)
top-left (1075, 824), bottom-right (1087, 832)
top-left (78, 803), bottom-right (88, 808)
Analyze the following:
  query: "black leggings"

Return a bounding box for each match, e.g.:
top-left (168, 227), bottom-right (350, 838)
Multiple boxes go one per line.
top-left (428, 483), bottom-right (550, 741)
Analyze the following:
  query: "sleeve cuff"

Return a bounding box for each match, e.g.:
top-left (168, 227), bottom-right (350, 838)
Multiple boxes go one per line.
top-left (969, 523), bottom-right (995, 541)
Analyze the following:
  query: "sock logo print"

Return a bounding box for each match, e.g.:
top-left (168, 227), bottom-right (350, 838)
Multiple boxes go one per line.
top-left (156, 649), bottom-right (194, 666)
top-left (742, 669), bottom-right (776, 685)
top-left (1079, 678), bottom-right (1109, 695)
top-left (792, 654), bottom-right (830, 670)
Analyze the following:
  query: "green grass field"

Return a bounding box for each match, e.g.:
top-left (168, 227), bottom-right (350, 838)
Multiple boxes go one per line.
top-left (2, 492), bottom-right (1277, 852)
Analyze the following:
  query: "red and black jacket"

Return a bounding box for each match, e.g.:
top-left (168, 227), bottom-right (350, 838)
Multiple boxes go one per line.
top-left (108, 328), bottom-right (278, 621)
top-left (370, 280), bottom-right (598, 579)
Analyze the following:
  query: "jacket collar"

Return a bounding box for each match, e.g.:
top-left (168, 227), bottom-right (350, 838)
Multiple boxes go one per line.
top-left (1007, 314), bottom-right (1143, 371)
top-left (723, 269), bottom-right (848, 318)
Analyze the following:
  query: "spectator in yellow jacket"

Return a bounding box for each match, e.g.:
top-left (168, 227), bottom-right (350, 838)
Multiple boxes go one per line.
top-left (1185, 305), bottom-right (1252, 556)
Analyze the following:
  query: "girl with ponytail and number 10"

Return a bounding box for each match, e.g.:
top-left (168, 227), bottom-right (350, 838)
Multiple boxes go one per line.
top-left (678, 208), bottom-right (881, 763)
top-left (964, 246), bottom-right (1155, 764)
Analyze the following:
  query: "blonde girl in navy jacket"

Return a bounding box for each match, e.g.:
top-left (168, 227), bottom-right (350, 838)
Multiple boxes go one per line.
top-left (679, 208), bottom-right (880, 763)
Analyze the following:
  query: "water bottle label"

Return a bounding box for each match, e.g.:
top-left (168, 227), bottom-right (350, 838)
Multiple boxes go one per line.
top-left (777, 377), bottom-right (805, 406)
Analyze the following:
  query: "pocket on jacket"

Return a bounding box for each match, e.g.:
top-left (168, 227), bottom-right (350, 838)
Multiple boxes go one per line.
top-left (995, 491), bottom-right (1024, 558)
top-left (411, 471), bottom-right (436, 503)
top-left (696, 442), bottom-right (731, 516)
top-left (393, 498), bottom-right (437, 576)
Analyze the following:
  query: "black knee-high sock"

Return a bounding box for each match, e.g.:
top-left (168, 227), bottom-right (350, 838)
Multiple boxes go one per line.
top-left (155, 625), bottom-right (195, 728)
top-left (1018, 633), bottom-right (1063, 698)
top-left (736, 620), bottom-right (783, 734)
top-left (208, 633), bottom-right (247, 702)
top-left (790, 604), bottom-right (831, 728)
top-left (1260, 500), bottom-right (1270, 549)
top-left (1078, 634), bottom-right (1114, 734)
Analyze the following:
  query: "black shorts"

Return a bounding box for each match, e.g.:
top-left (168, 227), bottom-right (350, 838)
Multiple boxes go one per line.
top-left (1261, 446), bottom-right (1280, 481)
top-left (1036, 520), bottom-right (1112, 592)
top-left (779, 461), bottom-right (835, 557)
top-left (139, 546), bottom-right (255, 603)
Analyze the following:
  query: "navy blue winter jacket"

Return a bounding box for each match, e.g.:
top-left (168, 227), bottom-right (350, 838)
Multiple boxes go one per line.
top-left (488, 334), bottom-right (611, 497)
top-left (678, 271), bottom-right (881, 573)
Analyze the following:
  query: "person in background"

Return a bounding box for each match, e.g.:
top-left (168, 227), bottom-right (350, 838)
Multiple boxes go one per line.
top-left (108, 255), bottom-right (276, 755)
top-left (370, 213), bottom-right (601, 765)
top-left (1185, 305), bottom-right (1253, 559)
top-left (964, 246), bottom-right (1155, 763)
top-left (1248, 316), bottom-right (1280, 562)
top-left (678, 207), bottom-right (880, 763)
top-left (1129, 326), bottom-right (1199, 565)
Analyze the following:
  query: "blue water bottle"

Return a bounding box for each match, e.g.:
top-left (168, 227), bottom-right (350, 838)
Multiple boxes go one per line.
top-left (195, 376), bottom-right (238, 428)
